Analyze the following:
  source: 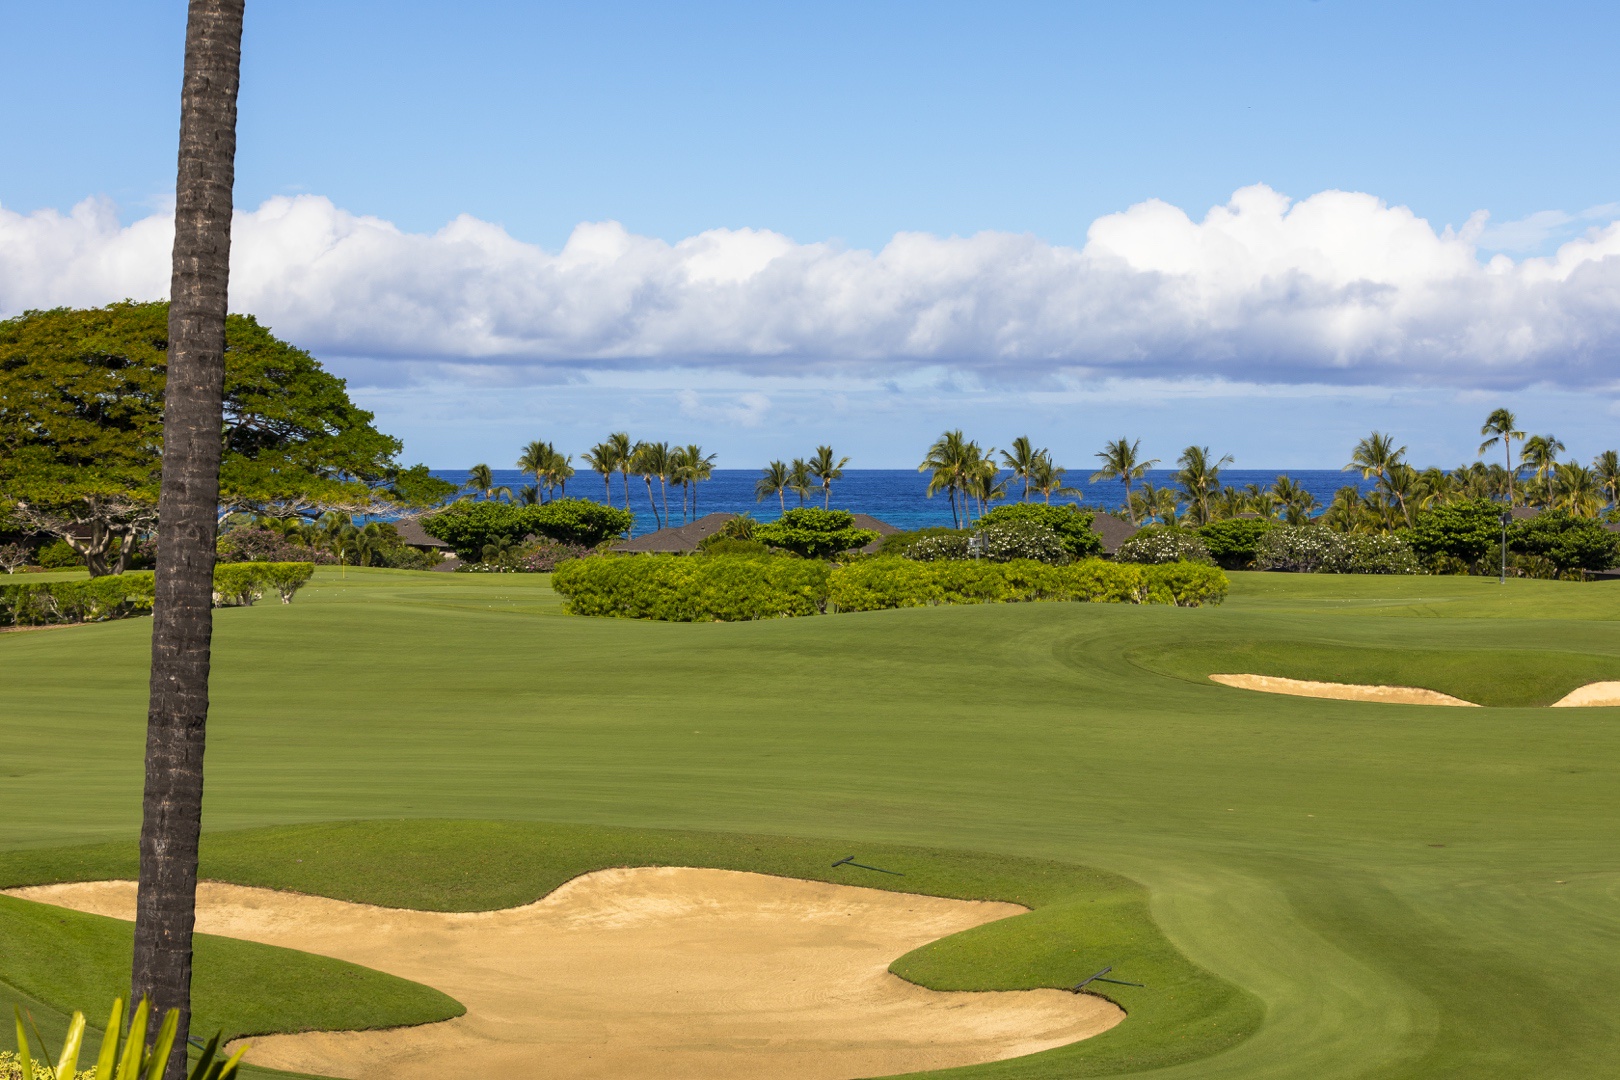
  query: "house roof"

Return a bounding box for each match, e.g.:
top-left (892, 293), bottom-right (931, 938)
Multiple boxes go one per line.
top-left (612, 512), bottom-right (740, 553)
top-left (1090, 512), bottom-right (1140, 554)
top-left (394, 517), bottom-right (450, 548)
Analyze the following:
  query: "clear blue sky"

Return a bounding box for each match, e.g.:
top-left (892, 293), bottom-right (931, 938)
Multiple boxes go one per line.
top-left (2, 1), bottom-right (1617, 468)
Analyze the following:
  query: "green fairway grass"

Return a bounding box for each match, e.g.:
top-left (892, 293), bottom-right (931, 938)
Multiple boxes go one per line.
top-left (2, 566), bottom-right (1619, 1078)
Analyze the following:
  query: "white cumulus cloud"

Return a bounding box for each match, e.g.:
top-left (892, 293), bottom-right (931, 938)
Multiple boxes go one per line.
top-left (3, 184), bottom-right (1619, 389)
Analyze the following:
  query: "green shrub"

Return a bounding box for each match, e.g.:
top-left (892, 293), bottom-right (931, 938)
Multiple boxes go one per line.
top-left (422, 499), bottom-right (634, 558)
top-left (974, 519), bottom-right (1068, 564)
top-left (552, 554), bottom-right (831, 620)
top-left (699, 515), bottom-right (757, 546)
top-left (1116, 526), bottom-right (1213, 565)
top-left (1410, 498), bottom-right (1504, 568)
top-left (0, 574), bottom-right (154, 627)
top-left (1197, 518), bottom-right (1276, 569)
top-left (975, 504), bottom-right (1103, 558)
top-left (0, 563), bottom-right (312, 626)
top-left (879, 527), bottom-right (963, 557)
top-left (1508, 510), bottom-right (1620, 576)
top-left (752, 508), bottom-right (879, 560)
top-left (1253, 525), bottom-right (1339, 572)
top-left (698, 537), bottom-right (771, 557)
top-left (904, 531), bottom-right (972, 561)
top-left (34, 540), bottom-right (81, 569)
top-left (828, 557), bottom-right (1227, 611)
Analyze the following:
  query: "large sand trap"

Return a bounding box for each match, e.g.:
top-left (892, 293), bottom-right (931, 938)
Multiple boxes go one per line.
top-left (1209, 673), bottom-right (1480, 706)
top-left (1551, 681), bottom-right (1620, 707)
top-left (8, 868), bottom-right (1121, 1080)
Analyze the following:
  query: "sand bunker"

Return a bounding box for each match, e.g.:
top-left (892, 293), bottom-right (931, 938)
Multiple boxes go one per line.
top-left (1551, 681), bottom-right (1620, 707)
top-left (1209, 673), bottom-right (1480, 706)
top-left (8, 867), bottom-right (1121, 1080)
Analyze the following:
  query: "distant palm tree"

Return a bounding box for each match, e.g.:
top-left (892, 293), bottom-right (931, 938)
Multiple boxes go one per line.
top-left (1344, 432), bottom-right (1408, 521)
top-left (965, 457), bottom-right (1008, 519)
top-left (517, 484), bottom-right (540, 505)
top-left (517, 441), bottom-right (551, 503)
top-left (789, 458), bottom-right (815, 507)
top-left (463, 463), bottom-right (512, 503)
top-left (1000, 437), bottom-right (1040, 501)
top-left (1519, 434), bottom-right (1564, 506)
top-left (608, 432), bottom-right (635, 509)
top-left (630, 442), bottom-right (668, 528)
top-left (1594, 450), bottom-right (1620, 509)
top-left (1176, 446), bottom-right (1233, 526)
top-left (582, 441), bottom-right (618, 504)
top-left (1270, 475), bottom-right (1319, 525)
top-left (1382, 463), bottom-right (1422, 527)
top-left (808, 445), bottom-right (849, 509)
top-left (1552, 462), bottom-right (1603, 518)
top-left (756, 460), bottom-right (790, 512)
top-left (1478, 408), bottom-right (1525, 505)
top-left (1091, 438), bottom-right (1159, 525)
top-left (918, 430), bottom-right (989, 526)
top-left (1322, 485), bottom-right (1365, 532)
top-left (681, 444), bottom-right (717, 518)
top-left (1028, 451), bottom-right (1080, 504)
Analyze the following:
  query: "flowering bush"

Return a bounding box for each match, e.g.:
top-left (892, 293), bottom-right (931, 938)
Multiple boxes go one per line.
top-left (1116, 527), bottom-right (1213, 565)
top-left (974, 520), bottom-right (1068, 564)
top-left (457, 539), bottom-right (591, 572)
top-left (1254, 526), bottom-right (1422, 574)
top-left (975, 504), bottom-right (1103, 558)
top-left (904, 532), bottom-right (972, 561)
top-left (1, 1051), bottom-right (95, 1079)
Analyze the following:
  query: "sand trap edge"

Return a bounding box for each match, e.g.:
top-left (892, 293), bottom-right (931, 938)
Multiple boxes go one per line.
top-left (1550, 681), bottom-right (1620, 708)
top-left (1209, 673), bottom-right (1480, 707)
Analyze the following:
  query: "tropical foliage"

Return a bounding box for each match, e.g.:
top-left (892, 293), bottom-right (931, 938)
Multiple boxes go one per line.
top-left (0, 563), bottom-right (310, 627)
top-left (1116, 527), bottom-right (1214, 565)
top-left (974, 504), bottom-right (1104, 558)
top-left (751, 508), bottom-right (879, 559)
top-left (553, 553), bottom-right (1228, 621)
top-left (0, 302), bottom-right (430, 576)
top-left (8, 997), bottom-right (245, 1080)
top-left (421, 499), bottom-right (634, 559)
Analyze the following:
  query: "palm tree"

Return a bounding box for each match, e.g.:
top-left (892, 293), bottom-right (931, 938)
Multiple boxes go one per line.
top-left (1322, 485), bottom-right (1365, 532)
top-left (1382, 463), bottom-right (1423, 527)
top-left (135, 3), bottom-right (244, 1072)
top-left (582, 441), bottom-right (618, 504)
top-left (1594, 450), bottom-right (1620, 509)
top-left (1000, 437), bottom-right (1040, 501)
top-left (608, 432), bottom-right (635, 510)
top-left (1213, 486), bottom-right (1249, 521)
top-left (806, 445), bottom-right (849, 509)
top-left (516, 441), bottom-right (551, 503)
top-left (756, 460), bottom-right (791, 512)
top-left (1478, 408), bottom-right (1525, 505)
top-left (788, 458), bottom-right (815, 507)
top-left (463, 463), bottom-right (511, 503)
top-left (630, 441), bottom-right (666, 529)
top-left (680, 444), bottom-right (716, 518)
top-left (965, 456), bottom-right (1008, 519)
top-left (918, 430), bottom-right (975, 527)
top-left (1344, 432), bottom-right (1408, 521)
top-left (1270, 475), bottom-right (1319, 525)
top-left (1028, 451), bottom-right (1081, 504)
top-left (1552, 462), bottom-right (1604, 518)
top-left (1176, 446), bottom-right (1233, 526)
top-left (1091, 438), bottom-right (1159, 524)
top-left (1519, 434), bottom-right (1564, 506)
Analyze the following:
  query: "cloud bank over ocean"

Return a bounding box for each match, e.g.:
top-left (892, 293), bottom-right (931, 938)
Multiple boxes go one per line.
top-left (3, 184), bottom-right (1618, 389)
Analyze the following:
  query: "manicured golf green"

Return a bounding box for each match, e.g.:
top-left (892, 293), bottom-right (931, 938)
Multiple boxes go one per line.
top-left (2, 567), bottom-right (1618, 1078)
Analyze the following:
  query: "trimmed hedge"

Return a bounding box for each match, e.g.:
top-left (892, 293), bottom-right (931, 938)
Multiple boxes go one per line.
top-left (0, 563), bottom-right (315, 627)
top-left (552, 554), bottom-right (831, 621)
top-left (552, 554), bottom-right (1227, 622)
top-left (830, 557), bottom-right (1227, 611)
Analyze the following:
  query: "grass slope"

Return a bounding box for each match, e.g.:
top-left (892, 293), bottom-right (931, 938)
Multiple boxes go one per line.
top-left (0, 820), bottom-right (1258, 1078)
top-left (2, 567), bottom-right (1619, 1077)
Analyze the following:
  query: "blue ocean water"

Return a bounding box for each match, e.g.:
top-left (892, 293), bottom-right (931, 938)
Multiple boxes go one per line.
top-left (431, 469), bottom-right (1379, 538)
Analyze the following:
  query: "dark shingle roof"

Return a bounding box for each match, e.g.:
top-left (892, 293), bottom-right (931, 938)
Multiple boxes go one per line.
top-left (612, 513), bottom-right (739, 553)
top-left (394, 518), bottom-right (451, 549)
top-left (1090, 512), bottom-right (1139, 555)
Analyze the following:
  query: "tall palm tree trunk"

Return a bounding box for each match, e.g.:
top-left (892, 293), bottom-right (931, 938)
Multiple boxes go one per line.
top-left (778, 489), bottom-right (785, 513)
top-left (1122, 478), bottom-right (1135, 524)
top-left (133, 4), bottom-right (243, 1078)
top-left (642, 477), bottom-right (660, 528)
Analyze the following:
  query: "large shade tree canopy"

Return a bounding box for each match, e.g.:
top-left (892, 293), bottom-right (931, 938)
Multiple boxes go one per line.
top-left (0, 301), bottom-right (440, 574)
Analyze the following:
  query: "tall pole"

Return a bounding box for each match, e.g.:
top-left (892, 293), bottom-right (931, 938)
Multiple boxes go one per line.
top-left (133, 4), bottom-right (244, 1078)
